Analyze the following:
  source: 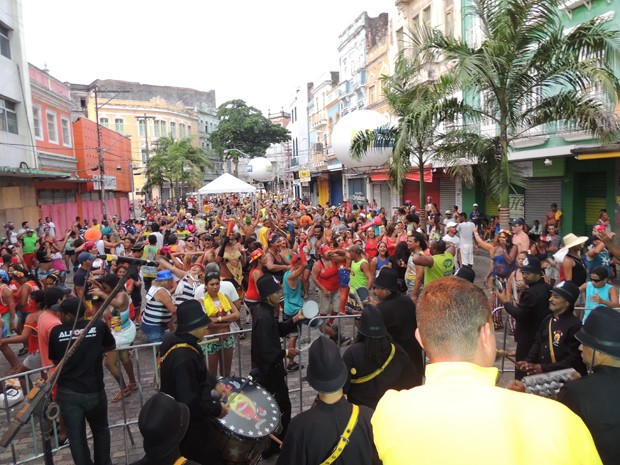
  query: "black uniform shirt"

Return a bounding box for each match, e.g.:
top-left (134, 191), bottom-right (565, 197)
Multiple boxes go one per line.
top-left (49, 318), bottom-right (115, 393)
top-left (276, 396), bottom-right (381, 465)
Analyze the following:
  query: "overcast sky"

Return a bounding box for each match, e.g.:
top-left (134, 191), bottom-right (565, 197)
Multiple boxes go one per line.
top-left (22, 0), bottom-right (392, 114)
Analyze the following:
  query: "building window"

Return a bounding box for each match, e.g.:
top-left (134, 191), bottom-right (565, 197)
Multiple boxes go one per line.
top-left (154, 120), bottom-right (161, 137)
top-left (141, 149), bottom-right (148, 164)
top-left (61, 117), bottom-right (71, 147)
top-left (187, 125), bottom-right (191, 135)
top-left (115, 118), bottom-right (124, 133)
top-left (100, 117), bottom-right (109, 128)
top-left (170, 121), bottom-right (176, 138)
top-left (46, 110), bottom-right (58, 143)
top-left (160, 121), bottom-right (166, 137)
top-left (444, 0), bottom-right (454, 38)
top-left (0, 97), bottom-right (18, 134)
top-left (0, 23), bottom-right (10, 59)
top-left (138, 119), bottom-right (146, 137)
top-left (396, 28), bottom-right (404, 54)
top-left (423, 7), bottom-right (431, 28)
top-left (33, 105), bottom-right (43, 139)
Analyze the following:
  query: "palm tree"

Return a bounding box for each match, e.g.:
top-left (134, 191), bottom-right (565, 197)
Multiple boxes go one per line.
top-left (143, 137), bottom-right (212, 203)
top-left (351, 55), bottom-right (464, 229)
top-left (416, 0), bottom-right (620, 228)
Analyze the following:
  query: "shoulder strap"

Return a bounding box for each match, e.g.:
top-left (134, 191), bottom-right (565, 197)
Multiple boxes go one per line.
top-left (350, 344), bottom-right (396, 384)
top-left (173, 457), bottom-right (187, 465)
top-left (158, 343), bottom-right (200, 369)
top-left (320, 404), bottom-right (360, 465)
top-left (548, 318), bottom-right (556, 363)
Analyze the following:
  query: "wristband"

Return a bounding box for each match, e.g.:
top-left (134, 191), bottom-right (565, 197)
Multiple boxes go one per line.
top-left (285, 349), bottom-right (289, 357)
top-left (218, 316), bottom-right (222, 323)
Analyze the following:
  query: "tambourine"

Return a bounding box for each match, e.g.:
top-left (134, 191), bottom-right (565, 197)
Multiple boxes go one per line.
top-left (301, 300), bottom-right (320, 327)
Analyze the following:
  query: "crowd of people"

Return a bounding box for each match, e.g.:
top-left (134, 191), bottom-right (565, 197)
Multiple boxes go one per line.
top-left (0, 194), bottom-right (618, 464)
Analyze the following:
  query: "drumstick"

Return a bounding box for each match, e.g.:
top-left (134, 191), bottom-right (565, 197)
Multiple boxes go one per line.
top-left (269, 434), bottom-right (283, 446)
top-left (497, 349), bottom-right (517, 365)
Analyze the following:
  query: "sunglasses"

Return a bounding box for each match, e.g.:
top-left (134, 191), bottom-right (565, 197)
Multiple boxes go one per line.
top-left (590, 277), bottom-right (605, 282)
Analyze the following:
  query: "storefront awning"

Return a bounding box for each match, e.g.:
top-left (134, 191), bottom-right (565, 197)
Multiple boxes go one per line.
top-left (574, 152), bottom-right (620, 161)
top-left (571, 143), bottom-right (620, 160)
top-left (370, 168), bottom-right (433, 183)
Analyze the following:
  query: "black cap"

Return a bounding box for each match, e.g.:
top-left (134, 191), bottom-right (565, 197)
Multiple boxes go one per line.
top-left (521, 256), bottom-right (542, 275)
top-left (359, 305), bottom-right (386, 338)
top-left (576, 306), bottom-right (620, 357)
top-left (139, 393), bottom-right (190, 458)
top-left (374, 267), bottom-right (399, 292)
top-left (552, 280), bottom-right (580, 306)
top-left (306, 336), bottom-right (348, 393)
top-left (52, 297), bottom-right (84, 317)
top-left (455, 267), bottom-right (476, 283)
top-left (175, 300), bottom-right (211, 334)
top-left (257, 274), bottom-right (282, 300)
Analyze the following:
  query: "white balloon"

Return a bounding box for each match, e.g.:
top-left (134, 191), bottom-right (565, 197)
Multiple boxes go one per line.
top-left (332, 110), bottom-right (392, 168)
top-left (247, 157), bottom-right (275, 182)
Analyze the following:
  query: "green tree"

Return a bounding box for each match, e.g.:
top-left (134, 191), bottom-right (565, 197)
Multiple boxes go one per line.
top-left (143, 137), bottom-right (212, 202)
top-left (416, 0), bottom-right (620, 228)
top-left (351, 55), bottom-right (465, 229)
top-left (210, 99), bottom-right (290, 177)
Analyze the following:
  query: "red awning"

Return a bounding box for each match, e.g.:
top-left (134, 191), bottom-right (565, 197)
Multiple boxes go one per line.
top-left (370, 167), bottom-right (433, 183)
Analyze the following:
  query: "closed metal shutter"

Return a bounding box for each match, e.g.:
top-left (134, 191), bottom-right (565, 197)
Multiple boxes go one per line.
top-left (38, 189), bottom-right (77, 205)
top-left (584, 172), bottom-right (607, 232)
top-left (524, 178), bottom-right (562, 227)
top-left (372, 183), bottom-right (392, 212)
top-left (439, 178), bottom-right (456, 215)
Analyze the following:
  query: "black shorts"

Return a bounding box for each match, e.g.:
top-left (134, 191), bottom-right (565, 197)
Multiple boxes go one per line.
top-left (65, 250), bottom-right (75, 256)
top-left (306, 257), bottom-right (316, 271)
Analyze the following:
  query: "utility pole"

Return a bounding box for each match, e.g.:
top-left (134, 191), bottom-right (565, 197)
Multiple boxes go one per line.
top-left (91, 85), bottom-right (131, 220)
top-left (135, 113), bottom-right (156, 203)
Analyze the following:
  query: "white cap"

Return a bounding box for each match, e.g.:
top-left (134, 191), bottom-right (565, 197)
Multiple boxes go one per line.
top-left (473, 203), bottom-right (479, 207)
top-left (446, 221), bottom-right (458, 228)
top-left (445, 210), bottom-right (452, 215)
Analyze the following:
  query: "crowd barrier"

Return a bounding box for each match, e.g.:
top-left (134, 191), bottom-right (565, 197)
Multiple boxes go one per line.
top-left (0, 313), bottom-right (360, 465)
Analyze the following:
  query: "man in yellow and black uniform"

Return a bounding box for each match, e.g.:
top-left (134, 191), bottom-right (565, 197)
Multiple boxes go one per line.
top-left (159, 300), bottom-right (228, 465)
top-left (277, 336), bottom-right (381, 465)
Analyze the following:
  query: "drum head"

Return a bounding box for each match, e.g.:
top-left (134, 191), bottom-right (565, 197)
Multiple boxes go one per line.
top-left (302, 300), bottom-right (319, 319)
top-left (216, 377), bottom-right (281, 439)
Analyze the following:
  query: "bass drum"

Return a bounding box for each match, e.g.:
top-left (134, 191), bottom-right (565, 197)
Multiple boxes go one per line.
top-left (214, 377), bottom-right (281, 465)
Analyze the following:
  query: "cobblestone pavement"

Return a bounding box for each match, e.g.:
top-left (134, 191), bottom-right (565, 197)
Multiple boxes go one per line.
top-left (0, 253), bottom-right (518, 465)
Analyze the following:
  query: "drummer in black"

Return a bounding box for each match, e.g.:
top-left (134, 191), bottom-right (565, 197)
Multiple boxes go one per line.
top-left (159, 300), bottom-right (229, 465)
top-left (342, 305), bottom-right (418, 409)
top-left (277, 336), bottom-right (381, 465)
top-left (251, 274), bottom-right (305, 458)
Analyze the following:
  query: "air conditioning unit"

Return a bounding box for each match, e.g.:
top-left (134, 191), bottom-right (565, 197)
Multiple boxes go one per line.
top-left (314, 142), bottom-right (324, 153)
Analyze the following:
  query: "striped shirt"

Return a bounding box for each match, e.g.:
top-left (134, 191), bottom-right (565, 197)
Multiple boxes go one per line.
top-left (174, 275), bottom-right (198, 306)
top-left (142, 286), bottom-right (173, 326)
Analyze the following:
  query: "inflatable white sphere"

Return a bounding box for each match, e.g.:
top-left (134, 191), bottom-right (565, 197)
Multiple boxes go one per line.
top-left (247, 157), bottom-right (274, 182)
top-left (332, 110), bottom-right (392, 168)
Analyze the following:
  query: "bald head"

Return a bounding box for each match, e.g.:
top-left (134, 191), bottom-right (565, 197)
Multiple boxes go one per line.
top-left (417, 277), bottom-right (493, 362)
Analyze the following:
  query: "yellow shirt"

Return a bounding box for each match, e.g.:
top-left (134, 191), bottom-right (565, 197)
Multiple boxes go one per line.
top-left (258, 226), bottom-right (270, 250)
top-left (372, 362), bottom-right (602, 465)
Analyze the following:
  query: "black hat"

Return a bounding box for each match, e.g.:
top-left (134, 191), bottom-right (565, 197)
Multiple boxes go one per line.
top-left (138, 393), bottom-right (190, 458)
top-left (175, 300), bottom-right (211, 334)
top-left (551, 280), bottom-right (580, 306)
top-left (257, 274), bottom-right (282, 299)
top-left (521, 256), bottom-right (542, 275)
top-left (374, 267), bottom-right (399, 292)
top-left (455, 267), bottom-right (476, 283)
top-left (576, 306), bottom-right (620, 358)
top-left (359, 305), bottom-right (386, 338)
top-left (306, 336), bottom-right (348, 393)
top-left (52, 297), bottom-right (84, 317)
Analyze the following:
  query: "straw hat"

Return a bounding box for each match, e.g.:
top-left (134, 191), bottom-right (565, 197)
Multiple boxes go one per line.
top-left (562, 233), bottom-right (588, 249)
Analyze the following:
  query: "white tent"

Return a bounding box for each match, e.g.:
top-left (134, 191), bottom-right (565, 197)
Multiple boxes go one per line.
top-left (198, 172), bottom-right (257, 194)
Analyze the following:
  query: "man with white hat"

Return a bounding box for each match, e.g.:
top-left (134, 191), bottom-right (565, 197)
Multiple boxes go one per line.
top-left (557, 306), bottom-right (620, 464)
top-left (277, 336), bottom-right (380, 465)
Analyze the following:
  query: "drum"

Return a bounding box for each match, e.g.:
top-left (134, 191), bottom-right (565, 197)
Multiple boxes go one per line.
top-left (214, 377), bottom-right (281, 465)
top-left (301, 300), bottom-right (320, 327)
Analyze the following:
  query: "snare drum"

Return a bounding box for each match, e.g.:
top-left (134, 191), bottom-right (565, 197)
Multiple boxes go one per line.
top-left (214, 377), bottom-right (281, 465)
top-left (301, 300), bottom-right (320, 327)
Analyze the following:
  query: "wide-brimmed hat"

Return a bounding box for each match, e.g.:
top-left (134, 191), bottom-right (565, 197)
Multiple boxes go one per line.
top-left (154, 270), bottom-right (174, 282)
top-left (576, 306), bottom-right (620, 357)
top-left (551, 280), bottom-right (580, 306)
top-left (521, 256), bottom-right (542, 275)
top-left (306, 336), bottom-right (348, 393)
top-left (139, 393), bottom-right (190, 458)
top-left (374, 267), bottom-right (399, 292)
top-left (563, 233), bottom-right (588, 249)
top-left (175, 299), bottom-right (211, 334)
top-left (257, 274), bottom-right (282, 299)
top-left (359, 305), bottom-right (386, 338)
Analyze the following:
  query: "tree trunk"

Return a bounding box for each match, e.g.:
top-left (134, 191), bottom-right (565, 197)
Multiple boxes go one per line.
top-left (418, 164), bottom-right (426, 232)
top-left (233, 158), bottom-right (239, 178)
top-left (498, 206), bottom-right (511, 231)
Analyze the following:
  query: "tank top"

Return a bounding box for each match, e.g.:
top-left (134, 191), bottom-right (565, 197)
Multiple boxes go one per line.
top-left (349, 258), bottom-right (369, 292)
top-left (584, 282), bottom-right (612, 321)
top-left (174, 275), bottom-right (198, 306)
top-left (142, 286), bottom-right (173, 326)
top-left (384, 237), bottom-right (397, 257)
top-left (110, 305), bottom-right (131, 331)
top-left (0, 285), bottom-right (9, 315)
top-left (375, 255), bottom-right (390, 277)
top-left (318, 259), bottom-right (340, 292)
top-left (18, 281), bottom-right (40, 313)
top-left (245, 268), bottom-right (263, 302)
top-left (492, 249), bottom-right (515, 279)
top-left (24, 319), bottom-right (38, 354)
top-left (141, 245), bottom-right (158, 278)
top-left (268, 252), bottom-right (286, 283)
top-left (561, 254), bottom-right (587, 287)
top-left (282, 270), bottom-right (304, 316)
top-left (365, 238), bottom-right (378, 259)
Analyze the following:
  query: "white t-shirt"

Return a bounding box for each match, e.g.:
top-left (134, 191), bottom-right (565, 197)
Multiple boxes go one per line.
top-left (47, 222), bottom-right (56, 237)
top-left (442, 233), bottom-right (461, 249)
top-left (194, 280), bottom-right (240, 305)
top-left (457, 221), bottom-right (475, 246)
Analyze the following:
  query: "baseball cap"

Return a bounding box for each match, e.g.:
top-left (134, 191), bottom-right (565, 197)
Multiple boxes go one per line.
top-left (78, 252), bottom-right (96, 263)
top-left (510, 218), bottom-right (525, 226)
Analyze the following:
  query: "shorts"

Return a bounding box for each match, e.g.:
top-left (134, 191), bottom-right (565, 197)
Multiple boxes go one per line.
top-left (113, 321), bottom-right (136, 349)
top-left (460, 244), bottom-right (474, 266)
top-left (204, 335), bottom-right (235, 355)
top-left (282, 312), bottom-right (299, 336)
top-left (1, 312), bottom-right (18, 337)
top-left (319, 289), bottom-right (340, 316)
top-left (65, 250), bottom-right (75, 256)
top-left (306, 257), bottom-right (316, 271)
top-left (140, 321), bottom-right (168, 343)
top-left (24, 352), bottom-right (42, 370)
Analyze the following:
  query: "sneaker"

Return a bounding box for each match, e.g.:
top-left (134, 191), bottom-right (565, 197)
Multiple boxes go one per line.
top-left (340, 337), bottom-right (353, 348)
top-left (18, 348), bottom-right (28, 357)
top-left (0, 387), bottom-right (24, 408)
top-left (286, 362), bottom-right (300, 372)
